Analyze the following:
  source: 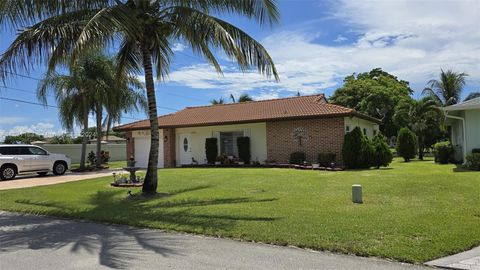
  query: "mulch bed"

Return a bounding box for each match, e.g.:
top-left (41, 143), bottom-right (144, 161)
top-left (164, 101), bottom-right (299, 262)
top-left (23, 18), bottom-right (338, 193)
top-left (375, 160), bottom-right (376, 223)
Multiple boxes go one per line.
top-left (110, 182), bottom-right (143, 188)
top-left (181, 164), bottom-right (344, 171)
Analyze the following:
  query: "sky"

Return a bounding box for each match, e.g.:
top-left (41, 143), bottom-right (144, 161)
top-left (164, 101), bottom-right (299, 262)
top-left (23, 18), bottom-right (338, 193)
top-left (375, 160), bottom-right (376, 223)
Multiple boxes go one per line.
top-left (1, 0), bottom-right (479, 141)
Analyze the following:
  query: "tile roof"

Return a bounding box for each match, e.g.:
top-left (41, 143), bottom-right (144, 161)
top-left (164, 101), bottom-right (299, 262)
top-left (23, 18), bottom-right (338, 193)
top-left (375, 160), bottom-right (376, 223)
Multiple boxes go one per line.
top-left (114, 94), bottom-right (381, 131)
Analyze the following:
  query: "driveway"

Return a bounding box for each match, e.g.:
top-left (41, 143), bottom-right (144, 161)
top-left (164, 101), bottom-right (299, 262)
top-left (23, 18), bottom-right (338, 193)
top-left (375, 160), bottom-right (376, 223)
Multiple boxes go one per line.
top-left (0, 170), bottom-right (120, 190)
top-left (0, 211), bottom-right (431, 270)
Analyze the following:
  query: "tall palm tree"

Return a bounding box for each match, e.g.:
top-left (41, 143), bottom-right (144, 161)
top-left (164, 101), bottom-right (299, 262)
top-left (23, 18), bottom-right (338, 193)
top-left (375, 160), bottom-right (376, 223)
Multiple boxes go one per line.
top-left (422, 69), bottom-right (468, 106)
top-left (238, 93), bottom-right (254, 102)
top-left (394, 97), bottom-right (441, 160)
top-left (0, 0), bottom-right (279, 195)
top-left (38, 52), bottom-right (146, 169)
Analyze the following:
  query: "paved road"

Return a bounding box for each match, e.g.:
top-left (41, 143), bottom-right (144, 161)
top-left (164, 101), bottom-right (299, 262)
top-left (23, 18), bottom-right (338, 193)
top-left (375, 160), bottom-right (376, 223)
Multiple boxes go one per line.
top-left (0, 170), bottom-right (122, 190)
top-left (0, 211), bottom-right (432, 270)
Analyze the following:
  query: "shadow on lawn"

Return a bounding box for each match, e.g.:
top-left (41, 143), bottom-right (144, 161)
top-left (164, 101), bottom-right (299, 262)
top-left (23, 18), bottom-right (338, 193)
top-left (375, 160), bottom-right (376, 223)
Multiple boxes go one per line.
top-left (4, 187), bottom-right (278, 269)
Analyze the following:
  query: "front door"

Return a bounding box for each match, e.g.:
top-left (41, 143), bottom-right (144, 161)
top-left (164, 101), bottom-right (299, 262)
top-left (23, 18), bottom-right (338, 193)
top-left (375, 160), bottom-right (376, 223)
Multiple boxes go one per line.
top-left (179, 133), bottom-right (192, 165)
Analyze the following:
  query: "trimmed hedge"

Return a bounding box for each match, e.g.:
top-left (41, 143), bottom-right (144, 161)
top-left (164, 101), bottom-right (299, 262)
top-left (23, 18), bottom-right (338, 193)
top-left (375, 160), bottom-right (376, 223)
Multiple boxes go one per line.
top-left (396, 128), bottom-right (417, 162)
top-left (236, 137), bottom-right (251, 164)
top-left (343, 127), bottom-right (393, 169)
top-left (372, 133), bottom-right (393, 168)
top-left (472, 148), bottom-right (480, 154)
top-left (434, 141), bottom-right (453, 164)
top-left (205, 138), bottom-right (218, 164)
top-left (318, 153), bottom-right (336, 167)
top-left (289, 152), bottom-right (306, 165)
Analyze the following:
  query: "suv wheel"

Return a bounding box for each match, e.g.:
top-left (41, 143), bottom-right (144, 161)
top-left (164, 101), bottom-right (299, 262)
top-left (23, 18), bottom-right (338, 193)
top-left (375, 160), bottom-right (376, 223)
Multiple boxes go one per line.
top-left (1, 165), bottom-right (17, 180)
top-left (53, 162), bottom-right (67, 175)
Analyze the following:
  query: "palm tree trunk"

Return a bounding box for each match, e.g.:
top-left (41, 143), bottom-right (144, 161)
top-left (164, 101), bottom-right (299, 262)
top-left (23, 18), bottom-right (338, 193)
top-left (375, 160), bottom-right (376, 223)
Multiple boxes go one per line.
top-left (95, 103), bottom-right (103, 168)
top-left (418, 136), bottom-right (424, 160)
top-left (79, 93), bottom-right (89, 170)
top-left (141, 47), bottom-right (159, 195)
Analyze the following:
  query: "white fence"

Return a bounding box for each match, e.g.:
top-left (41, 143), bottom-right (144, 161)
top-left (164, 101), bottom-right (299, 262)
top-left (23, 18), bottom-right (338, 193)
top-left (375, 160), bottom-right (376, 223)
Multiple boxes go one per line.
top-left (35, 143), bottom-right (126, 163)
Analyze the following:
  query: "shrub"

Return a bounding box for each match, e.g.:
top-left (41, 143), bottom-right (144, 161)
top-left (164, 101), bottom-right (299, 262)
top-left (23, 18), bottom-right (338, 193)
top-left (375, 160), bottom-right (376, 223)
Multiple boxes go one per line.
top-left (318, 152), bottom-right (336, 167)
top-left (87, 151), bottom-right (96, 166)
top-left (342, 127), bottom-right (363, 168)
top-left (289, 152), bottom-right (306, 165)
top-left (433, 141), bottom-right (453, 164)
top-left (236, 137), bottom-right (251, 164)
top-left (100, 150), bottom-right (110, 163)
top-left (372, 134), bottom-right (393, 168)
top-left (472, 148), bottom-right (480, 154)
top-left (205, 138), bottom-right (218, 164)
top-left (466, 153), bottom-right (480, 171)
top-left (396, 128), bottom-right (417, 162)
top-left (359, 137), bottom-right (375, 169)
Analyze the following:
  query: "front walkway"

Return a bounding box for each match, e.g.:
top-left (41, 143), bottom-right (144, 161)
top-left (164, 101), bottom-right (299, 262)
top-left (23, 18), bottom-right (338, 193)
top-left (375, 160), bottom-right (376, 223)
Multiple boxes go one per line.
top-left (426, 247), bottom-right (480, 270)
top-left (0, 170), bottom-right (121, 190)
top-left (0, 211), bottom-right (430, 270)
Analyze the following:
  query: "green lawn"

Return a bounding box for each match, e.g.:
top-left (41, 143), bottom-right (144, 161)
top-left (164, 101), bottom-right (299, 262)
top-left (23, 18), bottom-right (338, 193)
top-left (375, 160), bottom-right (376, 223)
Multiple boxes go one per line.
top-left (1, 158), bottom-right (479, 263)
top-left (71, 160), bottom-right (127, 170)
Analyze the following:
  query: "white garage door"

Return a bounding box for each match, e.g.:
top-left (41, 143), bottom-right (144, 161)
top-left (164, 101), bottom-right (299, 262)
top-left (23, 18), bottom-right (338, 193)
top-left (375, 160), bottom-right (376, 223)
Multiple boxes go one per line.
top-left (134, 132), bottom-right (164, 168)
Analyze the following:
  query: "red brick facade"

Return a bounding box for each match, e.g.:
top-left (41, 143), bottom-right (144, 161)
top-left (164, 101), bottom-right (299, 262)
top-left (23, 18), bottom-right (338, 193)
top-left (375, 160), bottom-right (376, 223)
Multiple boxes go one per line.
top-left (163, 128), bottom-right (176, 168)
top-left (126, 131), bottom-right (135, 160)
top-left (266, 117), bottom-right (345, 164)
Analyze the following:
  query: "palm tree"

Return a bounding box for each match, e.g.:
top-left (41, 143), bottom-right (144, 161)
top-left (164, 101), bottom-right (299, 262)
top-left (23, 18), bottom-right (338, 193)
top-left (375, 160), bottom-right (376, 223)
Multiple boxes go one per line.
top-left (37, 52), bottom-right (146, 169)
top-left (210, 97), bottom-right (225, 105)
top-left (422, 69), bottom-right (468, 106)
top-left (1, 0), bottom-right (279, 195)
top-left (229, 93), bottom-right (253, 103)
top-left (394, 97), bottom-right (441, 160)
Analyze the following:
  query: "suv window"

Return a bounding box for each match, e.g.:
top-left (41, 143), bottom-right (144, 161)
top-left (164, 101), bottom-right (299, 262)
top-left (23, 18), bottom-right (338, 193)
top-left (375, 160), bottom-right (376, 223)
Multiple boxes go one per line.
top-left (0, 147), bottom-right (18, 155)
top-left (28, 147), bottom-right (48, 155)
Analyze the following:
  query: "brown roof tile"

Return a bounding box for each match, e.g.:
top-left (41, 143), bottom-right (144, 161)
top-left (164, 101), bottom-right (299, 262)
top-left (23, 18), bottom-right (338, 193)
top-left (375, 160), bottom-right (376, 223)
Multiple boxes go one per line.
top-left (114, 94), bottom-right (381, 131)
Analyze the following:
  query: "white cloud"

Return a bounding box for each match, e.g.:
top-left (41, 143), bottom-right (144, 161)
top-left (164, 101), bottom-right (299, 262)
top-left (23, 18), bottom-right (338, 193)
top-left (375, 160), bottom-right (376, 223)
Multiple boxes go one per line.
top-left (172, 43), bottom-right (186, 52)
top-left (164, 0), bottom-right (480, 96)
top-left (0, 116), bottom-right (26, 125)
top-left (334, 34), bottom-right (347, 43)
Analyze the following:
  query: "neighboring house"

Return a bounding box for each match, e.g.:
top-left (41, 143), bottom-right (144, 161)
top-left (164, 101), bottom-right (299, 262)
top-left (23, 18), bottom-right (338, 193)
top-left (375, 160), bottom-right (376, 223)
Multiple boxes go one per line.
top-left (444, 97), bottom-right (480, 162)
top-left (113, 94), bottom-right (380, 168)
top-left (88, 135), bottom-right (127, 144)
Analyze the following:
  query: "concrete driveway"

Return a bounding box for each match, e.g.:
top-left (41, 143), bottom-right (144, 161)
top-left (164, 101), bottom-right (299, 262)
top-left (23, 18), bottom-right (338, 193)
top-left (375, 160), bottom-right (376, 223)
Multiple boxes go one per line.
top-left (0, 211), bottom-right (432, 270)
top-left (0, 170), bottom-right (120, 190)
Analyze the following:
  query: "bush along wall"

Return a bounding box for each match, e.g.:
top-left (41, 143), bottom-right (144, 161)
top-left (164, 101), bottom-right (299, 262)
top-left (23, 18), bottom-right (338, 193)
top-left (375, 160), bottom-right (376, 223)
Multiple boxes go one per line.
top-left (236, 136), bottom-right (251, 164)
top-left (205, 138), bottom-right (218, 164)
top-left (289, 152), bottom-right (306, 165)
top-left (433, 141), bottom-right (454, 164)
top-left (396, 127), bottom-right (417, 162)
top-left (318, 152), bottom-right (336, 167)
top-left (342, 127), bottom-right (393, 169)
top-left (466, 153), bottom-right (480, 171)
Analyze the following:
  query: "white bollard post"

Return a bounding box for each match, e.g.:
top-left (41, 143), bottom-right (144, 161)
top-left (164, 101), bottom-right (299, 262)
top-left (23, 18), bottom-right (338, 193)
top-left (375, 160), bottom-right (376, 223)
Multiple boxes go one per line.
top-left (352, 184), bottom-right (363, 204)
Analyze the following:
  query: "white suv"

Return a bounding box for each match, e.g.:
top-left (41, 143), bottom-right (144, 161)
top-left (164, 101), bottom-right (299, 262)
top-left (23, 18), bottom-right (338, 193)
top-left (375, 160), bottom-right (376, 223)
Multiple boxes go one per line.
top-left (0, 145), bottom-right (71, 180)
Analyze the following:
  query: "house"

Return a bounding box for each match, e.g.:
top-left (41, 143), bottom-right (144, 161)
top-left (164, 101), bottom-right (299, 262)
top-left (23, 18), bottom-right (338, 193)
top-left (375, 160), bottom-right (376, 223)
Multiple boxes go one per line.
top-left (113, 94), bottom-right (381, 168)
top-left (444, 97), bottom-right (480, 162)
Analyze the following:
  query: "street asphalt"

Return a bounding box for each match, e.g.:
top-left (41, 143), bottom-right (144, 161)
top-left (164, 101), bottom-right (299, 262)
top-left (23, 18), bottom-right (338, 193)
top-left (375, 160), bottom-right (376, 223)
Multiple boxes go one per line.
top-left (0, 211), bottom-right (433, 270)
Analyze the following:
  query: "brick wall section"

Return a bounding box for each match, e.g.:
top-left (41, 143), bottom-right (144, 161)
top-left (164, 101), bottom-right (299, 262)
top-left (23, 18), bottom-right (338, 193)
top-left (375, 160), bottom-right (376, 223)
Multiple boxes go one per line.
top-left (163, 128), bottom-right (176, 168)
top-left (266, 117), bottom-right (345, 164)
top-left (126, 131), bottom-right (134, 160)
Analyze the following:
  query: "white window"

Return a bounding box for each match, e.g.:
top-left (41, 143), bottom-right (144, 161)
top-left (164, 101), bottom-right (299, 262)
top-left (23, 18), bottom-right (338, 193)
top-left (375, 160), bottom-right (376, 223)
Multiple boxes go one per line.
top-left (219, 131), bottom-right (244, 156)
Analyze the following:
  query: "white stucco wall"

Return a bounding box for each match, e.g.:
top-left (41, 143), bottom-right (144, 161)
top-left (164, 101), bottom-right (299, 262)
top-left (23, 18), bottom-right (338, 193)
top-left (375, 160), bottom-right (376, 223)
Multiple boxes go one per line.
top-left (175, 122), bottom-right (267, 165)
top-left (343, 117), bottom-right (379, 139)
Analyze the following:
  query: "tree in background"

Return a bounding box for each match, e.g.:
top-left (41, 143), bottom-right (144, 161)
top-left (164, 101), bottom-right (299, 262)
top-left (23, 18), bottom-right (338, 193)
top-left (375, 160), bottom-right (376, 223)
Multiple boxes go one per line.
top-left (49, 134), bottom-right (74, 144)
top-left (396, 128), bottom-right (417, 162)
top-left (464, 92), bottom-right (480, 102)
top-left (37, 52), bottom-right (145, 169)
top-left (422, 69), bottom-right (468, 106)
top-left (3, 133), bottom-right (44, 144)
top-left (230, 93), bottom-right (254, 103)
top-left (210, 97), bottom-right (226, 105)
top-left (394, 97), bottom-right (441, 160)
top-left (330, 68), bottom-right (413, 137)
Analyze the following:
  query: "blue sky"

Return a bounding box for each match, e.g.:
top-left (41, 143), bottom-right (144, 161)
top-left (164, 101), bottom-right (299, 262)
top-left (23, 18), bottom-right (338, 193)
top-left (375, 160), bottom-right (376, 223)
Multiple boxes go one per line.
top-left (1, 0), bottom-right (479, 140)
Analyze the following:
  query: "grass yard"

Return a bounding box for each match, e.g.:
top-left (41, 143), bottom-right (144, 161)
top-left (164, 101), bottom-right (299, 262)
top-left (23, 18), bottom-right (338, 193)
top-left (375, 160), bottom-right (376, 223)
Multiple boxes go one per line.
top-left (1, 158), bottom-right (479, 263)
top-left (71, 160), bottom-right (127, 170)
